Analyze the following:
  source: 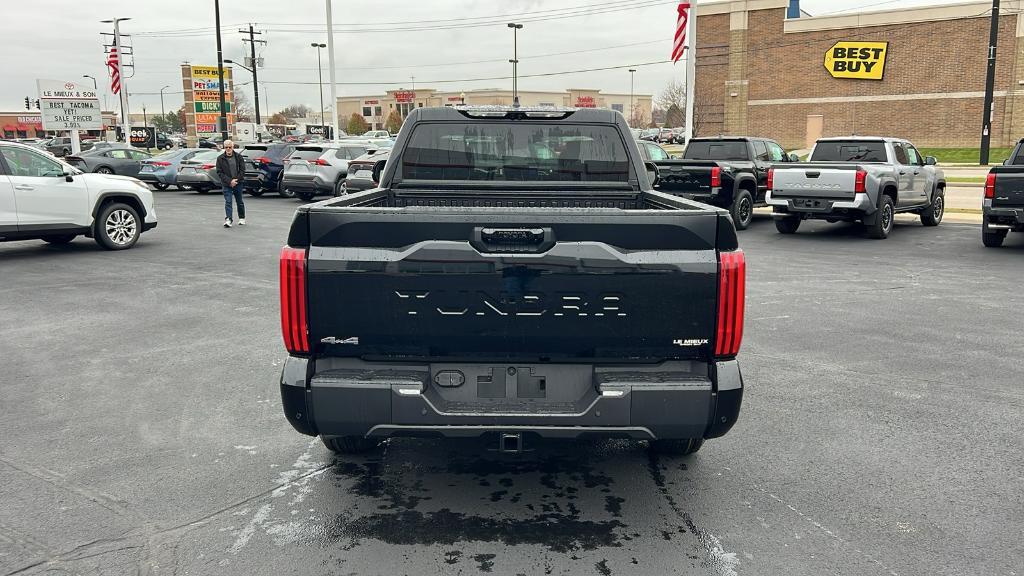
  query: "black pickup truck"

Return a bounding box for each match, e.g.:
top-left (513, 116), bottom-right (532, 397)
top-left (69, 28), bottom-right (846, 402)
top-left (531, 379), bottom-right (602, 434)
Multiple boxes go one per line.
top-left (278, 106), bottom-right (746, 456)
top-left (983, 138), bottom-right (1024, 247)
top-left (653, 137), bottom-right (799, 230)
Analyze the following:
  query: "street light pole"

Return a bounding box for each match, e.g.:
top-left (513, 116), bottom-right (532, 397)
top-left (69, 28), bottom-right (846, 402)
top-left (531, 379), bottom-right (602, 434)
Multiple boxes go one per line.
top-left (214, 0), bottom-right (229, 141)
top-left (979, 0), bottom-right (1000, 165)
top-left (312, 43), bottom-right (326, 134)
top-left (628, 68), bottom-right (636, 126)
top-left (83, 75), bottom-right (97, 90)
top-left (507, 23), bottom-right (523, 106)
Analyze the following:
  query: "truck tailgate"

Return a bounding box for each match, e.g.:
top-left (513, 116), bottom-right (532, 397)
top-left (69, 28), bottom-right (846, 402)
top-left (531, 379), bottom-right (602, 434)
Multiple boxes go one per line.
top-left (772, 165), bottom-right (859, 198)
top-left (991, 171), bottom-right (1024, 207)
top-left (303, 210), bottom-right (721, 362)
top-left (654, 160), bottom-right (717, 194)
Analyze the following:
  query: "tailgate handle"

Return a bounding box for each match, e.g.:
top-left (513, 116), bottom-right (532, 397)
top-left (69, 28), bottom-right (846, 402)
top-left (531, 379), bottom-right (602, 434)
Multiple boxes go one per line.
top-left (472, 227), bottom-right (555, 254)
top-left (805, 171), bottom-right (820, 178)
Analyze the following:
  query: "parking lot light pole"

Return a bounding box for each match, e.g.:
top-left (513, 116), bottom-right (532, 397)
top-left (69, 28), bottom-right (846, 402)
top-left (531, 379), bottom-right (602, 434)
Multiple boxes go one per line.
top-left (979, 0), bottom-right (1000, 165)
top-left (311, 43), bottom-right (327, 133)
top-left (82, 75), bottom-right (97, 90)
top-left (507, 23), bottom-right (523, 106)
top-left (214, 0), bottom-right (229, 141)
top-left (628, 68), bottom-right (636, 126)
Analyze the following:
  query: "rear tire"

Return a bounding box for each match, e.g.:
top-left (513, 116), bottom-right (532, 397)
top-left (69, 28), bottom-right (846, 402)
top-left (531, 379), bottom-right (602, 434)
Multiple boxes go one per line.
top-left (297, 191), bottom-right (315, 202)
top-left (774, 214), bottom-right (801, 234)
top-left (278, 179), bottom-right (295, 198)
top-left (730, 189), bottom-right (754, 231)
top-left (196, 187), bottom-right (209, 194)
top-left (920, 188), bottom-right (944, 227)
top-left (177, 184), bottom-right (193, 191)
top-left (982, 229), bottom-right (1006, 248)
top-left (649, 438), bottom-right (704, 456)
top-left (333, 179), bottom-right (346, 197)
top-left (43, 234), bottom-right (76, 245)
top-left (96, 166), bottom-right (114, 175)
top-left (151, 182), bottom-right (168, 191)
top-left (247, 189), bottom-right (265, 197)
top-left (865, 195), bottom-right (895, 239)
top-left (321, 435), bottom-right (379, 454)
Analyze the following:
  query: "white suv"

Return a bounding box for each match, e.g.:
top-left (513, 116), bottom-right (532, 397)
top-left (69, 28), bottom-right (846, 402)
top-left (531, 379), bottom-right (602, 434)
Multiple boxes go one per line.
top-left (0, 141), bottom-right (157, 250)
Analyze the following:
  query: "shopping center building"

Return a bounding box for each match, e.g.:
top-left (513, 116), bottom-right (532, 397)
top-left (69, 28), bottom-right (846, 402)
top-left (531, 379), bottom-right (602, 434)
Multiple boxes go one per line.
top-left (693, 0), bottom-right (1023, 148)
top-left (337, 88), bottom-right (653, 131)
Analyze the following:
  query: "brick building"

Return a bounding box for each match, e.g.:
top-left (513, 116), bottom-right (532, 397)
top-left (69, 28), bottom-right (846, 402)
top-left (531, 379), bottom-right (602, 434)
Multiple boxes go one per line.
top-left (694, 0), bottom-right (1023, 149)
top-left (337, 88), bottom-right (653, 131)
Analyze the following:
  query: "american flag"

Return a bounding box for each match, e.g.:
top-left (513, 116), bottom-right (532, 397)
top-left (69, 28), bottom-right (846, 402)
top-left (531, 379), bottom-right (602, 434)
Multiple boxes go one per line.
top-left (672, 2), bottom-right (691, 64)
top-left (107, 45), bottom-right (121, 94)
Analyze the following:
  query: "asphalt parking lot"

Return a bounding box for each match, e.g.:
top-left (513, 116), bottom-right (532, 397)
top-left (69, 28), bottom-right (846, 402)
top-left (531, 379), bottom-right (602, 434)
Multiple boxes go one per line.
top-left (2, 189), bottom-right (1022, 576)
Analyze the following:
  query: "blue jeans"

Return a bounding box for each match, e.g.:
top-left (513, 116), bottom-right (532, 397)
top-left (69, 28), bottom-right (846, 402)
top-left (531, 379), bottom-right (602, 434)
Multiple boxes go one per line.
top-left (223, 183), bottom-right (246, 220)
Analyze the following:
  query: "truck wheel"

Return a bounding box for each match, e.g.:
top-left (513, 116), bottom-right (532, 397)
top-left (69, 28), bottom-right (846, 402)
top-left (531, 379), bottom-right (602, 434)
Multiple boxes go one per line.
top-left (920, 188), bottom-right (944, 227)
top-left (982, 229), bottom-right (1006, 248)
top-left (774, 214), bottom-right (801, 234)
top-left (730, 189), bottom-right (754, 230)
top-left (321, 435), bottom-right (379, 454)
top-left (94, 202), bottom-right (141, 250)
top-left (43, 234), bottom-right (77, 245)
top-left (865, 195), bottom-right (895, 239)
top-left (649, 438), bottom-right (704, 456)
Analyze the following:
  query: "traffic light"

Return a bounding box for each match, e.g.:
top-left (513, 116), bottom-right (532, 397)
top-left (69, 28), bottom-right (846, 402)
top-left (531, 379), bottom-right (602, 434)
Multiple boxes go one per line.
top-left (24, 96), bottom-right (30, 110)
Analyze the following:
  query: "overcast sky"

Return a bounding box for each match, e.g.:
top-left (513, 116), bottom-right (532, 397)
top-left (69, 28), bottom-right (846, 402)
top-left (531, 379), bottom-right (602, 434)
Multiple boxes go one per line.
top-left (2, 0), bottom-right (972, 115)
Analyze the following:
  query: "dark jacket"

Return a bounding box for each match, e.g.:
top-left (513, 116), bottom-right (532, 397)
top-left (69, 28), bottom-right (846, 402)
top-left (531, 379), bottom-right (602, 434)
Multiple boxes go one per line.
top-left (216, 151), bottom-right (246, 186)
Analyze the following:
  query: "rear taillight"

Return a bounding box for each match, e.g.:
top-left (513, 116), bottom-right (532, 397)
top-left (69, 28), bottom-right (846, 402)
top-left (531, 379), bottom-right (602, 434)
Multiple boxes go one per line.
top-left (766, 168), bottom-right (774, 191)
top-left (715, 250), bottom-right (745, 358)
top-left (151, 161), bottom-right (171, 167)
top-left (280, 247), bottom-right (309, 354)
top-left (710, 166), bottom-right (721, 188)
top-left (854, 169), bottom-right (867, 194)
top-left (314, 158), bottom-right (330, 166)
top-left (984, 173), bottom-right (996, 199)
top-left (200, 163), bottom-right (214, 169)
top-left (256, 156), bottom-right (272, 165)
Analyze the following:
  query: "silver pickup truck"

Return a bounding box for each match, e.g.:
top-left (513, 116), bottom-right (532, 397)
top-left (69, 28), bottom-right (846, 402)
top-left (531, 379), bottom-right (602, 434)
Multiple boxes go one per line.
top-left (766, 137), bottom-right (946, 239)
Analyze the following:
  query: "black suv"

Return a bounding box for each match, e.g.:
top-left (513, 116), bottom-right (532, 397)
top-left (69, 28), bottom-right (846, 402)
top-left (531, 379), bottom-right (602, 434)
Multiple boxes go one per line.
top-left (240, 143), bottom-right (295, 197)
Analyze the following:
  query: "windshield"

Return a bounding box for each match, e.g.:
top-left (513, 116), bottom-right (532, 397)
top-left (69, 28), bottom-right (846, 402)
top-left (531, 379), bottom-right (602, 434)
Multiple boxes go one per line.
top-left (684, 141), bottom-right (749, 161)
top-left (811, 141), bottom-right (888, 162)
top-left (400, 122), bottom-right (630, 182)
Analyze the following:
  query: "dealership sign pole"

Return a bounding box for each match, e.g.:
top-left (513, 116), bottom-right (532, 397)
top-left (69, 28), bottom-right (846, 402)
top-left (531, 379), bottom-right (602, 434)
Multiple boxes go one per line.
top-left (672, 2), bottom-right (696, 143)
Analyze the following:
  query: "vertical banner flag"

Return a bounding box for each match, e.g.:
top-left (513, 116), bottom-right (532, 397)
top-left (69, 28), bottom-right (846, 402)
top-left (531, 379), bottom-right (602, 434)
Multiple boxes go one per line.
top-left (672, 3), bottom-right (691, 64)
top-left (107, 44), bottom-right (121, 95)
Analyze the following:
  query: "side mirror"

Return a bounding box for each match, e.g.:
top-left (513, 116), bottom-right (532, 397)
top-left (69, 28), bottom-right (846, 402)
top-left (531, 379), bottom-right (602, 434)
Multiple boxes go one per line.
top-left (644, 161), bottom-right (660, 187)
top-left (788, 153), bottom-right (800, 162)
top-left (371, 160), bottom-right (386, 185)
top-left (63, 171), bottom-right (74, 182)
top-left (925, 156), bottom-right (937, 166)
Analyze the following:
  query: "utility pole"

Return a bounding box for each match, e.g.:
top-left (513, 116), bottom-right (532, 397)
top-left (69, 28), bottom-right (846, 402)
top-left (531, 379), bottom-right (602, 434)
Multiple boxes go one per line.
top-left (142, 104), bottom-right (147, 128)
top-left (214, 0), bottom-right (229, 141)
top-left (159, 85), bottom-right (169, 119)
top-left (102, 17), bottom-right (131, 144)
top-left (507, 23), bottom-right (523, 106)
top-left (979, 0), bottom-right (1000, 165)
top-left (240, 24), bottom-right (266, 126)
top-left (325, 0), bottom-right (339, 141)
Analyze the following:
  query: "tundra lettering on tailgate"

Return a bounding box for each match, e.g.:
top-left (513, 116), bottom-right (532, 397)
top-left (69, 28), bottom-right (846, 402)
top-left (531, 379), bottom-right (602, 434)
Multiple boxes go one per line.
top-left (395, 290), bottom-right (627, 317)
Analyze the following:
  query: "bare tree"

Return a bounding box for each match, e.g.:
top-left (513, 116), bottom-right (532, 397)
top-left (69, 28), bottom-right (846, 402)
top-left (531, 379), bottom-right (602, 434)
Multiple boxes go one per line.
top-left (691, 92), bottom-right (715, 138)
top-left (233, 90), bottom-right (254, 123)
top-left (655, 79), bottom-right (686, 113)
top-left (279, 104), bottom-right (313, 119)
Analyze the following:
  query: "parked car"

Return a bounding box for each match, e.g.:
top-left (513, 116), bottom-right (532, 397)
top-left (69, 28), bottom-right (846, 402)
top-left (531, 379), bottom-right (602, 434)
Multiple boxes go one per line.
top-left (635, 140), bottom-right (672, 162)
top-left (654, 137), bottom-right (798, 230)
top-left (198, 135), bottom-right (227, 149)
top-left (240, 143), bottom-right (295, 197)
top-left (361, 130), bottom-right (391, 139)
top-left (278, 106), bottom-right (745, 456)
top-left (638, 128), bottom-right (659, 141)
top-left (45, 137), bottom-right (95, 157)
top-left (982, 137), bottom-right (1024, 247)
top-left (656, 128), bottom-right (677, 144)
top-left (344, 148), bottom-right (390, 193)
top-left (281, 142), bottom-right (372, 201)
top-left (64, 147), bottom-right (152, 178)
top-left (174, 149), bottom-right (223, 193)
top-left (766, 136), bottom-right (945, 239)
top-left (137, 148), bottom-right (207, 190)
top-left (0, 141), bottom-right (157, 249)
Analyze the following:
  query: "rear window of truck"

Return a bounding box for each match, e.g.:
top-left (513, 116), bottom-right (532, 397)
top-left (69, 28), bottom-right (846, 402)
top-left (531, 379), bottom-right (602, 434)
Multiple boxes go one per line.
top-left (811, 141), bottom-right (887, 162)
top-left (400, 123), bottom-right (630, 182)
top-left (683, 141), bottom-right (749, 161)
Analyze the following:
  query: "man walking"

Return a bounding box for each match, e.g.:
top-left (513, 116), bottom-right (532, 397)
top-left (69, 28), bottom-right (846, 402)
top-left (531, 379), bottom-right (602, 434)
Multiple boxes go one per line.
top-left (216, 140), bottom-right (246, 228)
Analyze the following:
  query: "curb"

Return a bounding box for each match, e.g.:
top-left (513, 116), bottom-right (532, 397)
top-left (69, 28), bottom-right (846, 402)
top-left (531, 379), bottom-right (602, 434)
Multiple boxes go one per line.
top-left (946, 207), bottom-right (982, 215)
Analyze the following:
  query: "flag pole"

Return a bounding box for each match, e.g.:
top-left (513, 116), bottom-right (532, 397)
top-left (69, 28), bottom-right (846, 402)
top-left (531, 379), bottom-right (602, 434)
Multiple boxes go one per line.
top-left (683, 0), bottom-right (697, 144)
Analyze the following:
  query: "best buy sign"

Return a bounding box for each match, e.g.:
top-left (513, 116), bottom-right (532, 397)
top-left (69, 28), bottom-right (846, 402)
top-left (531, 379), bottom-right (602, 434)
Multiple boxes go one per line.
top-left (824, 41), bottom-right (888, 80)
